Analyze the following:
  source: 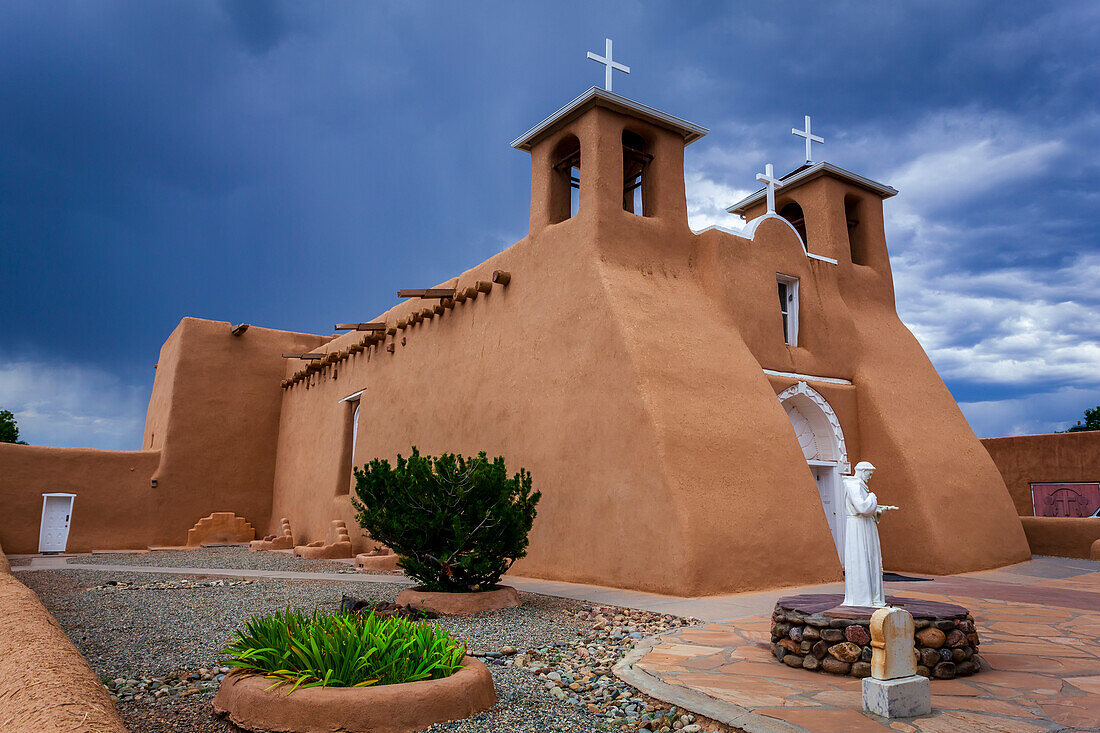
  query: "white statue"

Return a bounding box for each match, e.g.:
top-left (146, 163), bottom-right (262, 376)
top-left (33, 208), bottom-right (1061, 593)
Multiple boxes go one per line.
top-left (841, 461), bottom-right (898, 608)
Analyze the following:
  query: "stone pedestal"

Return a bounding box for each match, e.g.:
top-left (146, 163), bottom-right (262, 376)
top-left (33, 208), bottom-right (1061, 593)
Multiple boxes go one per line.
top-left (770, 594), bottom-right (981, 679)
top-left (862, 675), bottom-right (930, 718)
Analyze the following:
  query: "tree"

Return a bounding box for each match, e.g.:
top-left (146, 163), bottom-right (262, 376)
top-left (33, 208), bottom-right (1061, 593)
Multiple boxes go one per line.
top-left (1065, 406), bottom-right (1100, 432)
top-left (0, 410), bottom-right (26, 444)
top-left (353, 448), bottom-right (540, 592)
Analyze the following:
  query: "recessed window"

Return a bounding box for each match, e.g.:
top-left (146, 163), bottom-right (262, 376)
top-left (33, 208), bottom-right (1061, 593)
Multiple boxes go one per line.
top-left (350, 401), bottom-right (360, 459)
top-left (337, 393), bottom-right (363, 496)
top-left (777, 275), bottom-right (799, 346)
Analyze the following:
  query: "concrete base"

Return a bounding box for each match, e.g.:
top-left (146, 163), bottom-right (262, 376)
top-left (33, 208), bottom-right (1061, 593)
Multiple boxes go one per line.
top-left (862, 675), bottom-right (930, 718)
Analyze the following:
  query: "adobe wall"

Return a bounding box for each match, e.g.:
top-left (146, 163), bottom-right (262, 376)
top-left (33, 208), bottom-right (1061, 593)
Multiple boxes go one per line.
top-left (268, 105), bottom-right (1028, 595)
top-left (736, 177), bottom-right (1030, 577)
top-left (0, 444), bottom-right (161, 553)
top-left (0, 544), bottom-right (127, 732)
top-left (141, 318), bottom-right (329, 545)
top-left (0, 318), bottom-right (327, 553)
top-left (1019, 516), bottom-right (1100, 559)
top-left (981, 431), bottom-right (1100, 516)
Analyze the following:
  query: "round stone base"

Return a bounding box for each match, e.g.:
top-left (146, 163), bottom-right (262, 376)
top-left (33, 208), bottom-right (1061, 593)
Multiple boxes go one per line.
top-left (771, 594), bottom-right (982, 680)
top-left (396, 586), bottom-right (520, 615)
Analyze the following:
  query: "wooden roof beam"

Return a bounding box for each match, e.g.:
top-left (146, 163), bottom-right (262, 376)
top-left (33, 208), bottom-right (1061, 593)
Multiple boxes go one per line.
top-left (397, 288), bottom-right (457, 299)
top-left (334, 322), bottom-right (387, 331)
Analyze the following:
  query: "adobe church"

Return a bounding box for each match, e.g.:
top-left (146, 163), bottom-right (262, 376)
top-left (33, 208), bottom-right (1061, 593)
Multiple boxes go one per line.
top-left (0, 59), bottom-right (1031, 595)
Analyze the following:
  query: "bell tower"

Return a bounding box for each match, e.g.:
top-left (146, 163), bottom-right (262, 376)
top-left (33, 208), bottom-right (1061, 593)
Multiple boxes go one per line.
top-left (511, 87), bottom-right (708, 236)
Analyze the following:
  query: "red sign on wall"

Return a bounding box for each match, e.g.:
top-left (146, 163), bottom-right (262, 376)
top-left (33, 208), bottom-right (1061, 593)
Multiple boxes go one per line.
top-left (1031, 483), bottom-right (1100, 517)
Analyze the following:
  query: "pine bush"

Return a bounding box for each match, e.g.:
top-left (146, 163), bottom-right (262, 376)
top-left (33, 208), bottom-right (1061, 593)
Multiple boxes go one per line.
top-left (352, 448), bottom-right (540, 592)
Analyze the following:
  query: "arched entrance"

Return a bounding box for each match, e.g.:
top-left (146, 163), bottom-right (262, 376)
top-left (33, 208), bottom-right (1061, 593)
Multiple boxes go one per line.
top-left (777, 381), bottom-right (850, 562)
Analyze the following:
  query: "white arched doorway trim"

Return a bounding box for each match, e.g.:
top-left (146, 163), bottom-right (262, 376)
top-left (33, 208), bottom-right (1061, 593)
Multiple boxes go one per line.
top-left (777, 381), bottom-right (850, 561)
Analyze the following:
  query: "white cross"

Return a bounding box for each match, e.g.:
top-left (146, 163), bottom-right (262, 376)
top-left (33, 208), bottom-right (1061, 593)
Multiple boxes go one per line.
top-left (587, 38), bottom-right (630, 92)
top-left (756, 163), bottom-right (782, 213)
top-left (792, 115), bottom-right (824, 163)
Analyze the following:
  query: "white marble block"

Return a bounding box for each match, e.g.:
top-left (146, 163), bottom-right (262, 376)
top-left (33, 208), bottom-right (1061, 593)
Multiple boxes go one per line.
top-left (862, 675), bottom-right (931, 718)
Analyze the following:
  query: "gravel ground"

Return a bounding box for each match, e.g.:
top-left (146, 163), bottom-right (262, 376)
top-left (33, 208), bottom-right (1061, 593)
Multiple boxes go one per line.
top-left (6, 556), bottom-right (31, 566)
top-left (76, 547), bottom-right (362, 574)
top-left (20, 549), bottom-right (732, 733)
top-left (17, 566), bottom-right (664, 732)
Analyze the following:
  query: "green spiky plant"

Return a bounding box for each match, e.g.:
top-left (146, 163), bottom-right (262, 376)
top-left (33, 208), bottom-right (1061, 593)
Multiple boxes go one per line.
top-left (352, 448), bottom-right (541, 593)
top-left (221, 609), bottom-right (466, 693)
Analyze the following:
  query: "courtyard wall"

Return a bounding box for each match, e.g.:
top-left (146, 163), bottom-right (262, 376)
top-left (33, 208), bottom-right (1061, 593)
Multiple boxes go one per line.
top-left (0, 444), bottom-right (161, 553)
top-left (0, 544), bottom-right (127, 732)
top-left (0, 318), bottom-right (327, 554)
top-left (982, 432), bottom-right (1100, 559)
top-left (982, 431), bottom-right (1100, 515)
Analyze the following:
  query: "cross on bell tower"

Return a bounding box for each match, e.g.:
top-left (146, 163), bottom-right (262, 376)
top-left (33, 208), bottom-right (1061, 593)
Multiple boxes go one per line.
top-left (587, 38), bottom-right (630, 92)
top-left (792, 115), bottom-right (824, 163)
top-left (756, 163), bottom-right (782, 214)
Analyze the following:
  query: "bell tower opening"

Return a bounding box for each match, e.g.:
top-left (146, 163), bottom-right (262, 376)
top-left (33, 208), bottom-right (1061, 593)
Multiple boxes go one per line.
top-left (622, 129), bottom-right (652, 216)
top-left (550, 134), bottom-right (581, 224)
top-left (846, 194), bottom-right (872, 265)
top-left (779, 201), bottom-right (808, 245)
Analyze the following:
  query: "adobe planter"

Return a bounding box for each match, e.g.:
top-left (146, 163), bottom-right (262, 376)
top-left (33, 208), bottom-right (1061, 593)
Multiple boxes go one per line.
top-left (396, 585), bottom-right (520, 615)
top-left (212, 657), bottom-right (496, 733)
top-left (356, 552), bottom-right (402, 572)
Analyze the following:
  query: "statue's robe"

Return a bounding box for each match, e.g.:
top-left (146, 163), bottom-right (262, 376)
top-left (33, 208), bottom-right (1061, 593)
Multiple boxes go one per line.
top-left (841, 476), bottom-right (885, 607)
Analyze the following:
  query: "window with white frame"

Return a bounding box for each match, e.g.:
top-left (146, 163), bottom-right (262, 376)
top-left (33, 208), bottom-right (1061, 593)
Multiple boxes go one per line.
top-left (338, 390), bottom-right (364, 496)
top-left (777, 275), bottom-right (799, 346)
top-left (350, 401), bottom-right (360, 458)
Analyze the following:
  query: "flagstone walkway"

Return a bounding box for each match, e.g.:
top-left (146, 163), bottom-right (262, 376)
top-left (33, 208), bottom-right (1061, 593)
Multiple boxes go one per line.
top-left (617, 558), bottom-right (1100, 732)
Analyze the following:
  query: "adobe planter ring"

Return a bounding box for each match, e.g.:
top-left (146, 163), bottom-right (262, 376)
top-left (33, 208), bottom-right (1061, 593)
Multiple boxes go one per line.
top-left (212, 657), bottom-right (496, 733)
top-left (396, 585), bottom-right (520, 615)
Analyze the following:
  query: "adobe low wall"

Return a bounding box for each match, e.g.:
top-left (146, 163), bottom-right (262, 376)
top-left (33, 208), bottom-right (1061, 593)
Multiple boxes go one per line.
top-left (0, 544), bottom-right (127, 732)
top-left (0, 443), bottom-right (161, 554)
top-left (1020, 517), bottom-right (1100, 560)
top-left (982, 431), bottom-right (1100, 516)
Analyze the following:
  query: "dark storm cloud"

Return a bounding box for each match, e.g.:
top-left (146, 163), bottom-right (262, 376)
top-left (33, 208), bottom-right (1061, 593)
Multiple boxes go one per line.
top-left (1, 1), bottom-right (1097, 445)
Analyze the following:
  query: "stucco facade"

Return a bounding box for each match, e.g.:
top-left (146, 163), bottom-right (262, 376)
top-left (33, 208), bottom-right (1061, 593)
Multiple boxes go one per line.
top-left (0, 89), bottom-right (1031, 593)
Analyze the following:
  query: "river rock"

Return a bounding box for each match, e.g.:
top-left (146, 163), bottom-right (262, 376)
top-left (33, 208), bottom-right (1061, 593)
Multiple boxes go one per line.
top-left (783, 654), bottom-right (805, 668)
top-left (845, 625), bottom-right (871, 645)
top-left (778, 639), bottom-right (801, 654)
top-left (820, 628), bottom-right (844, 642)
top-left (946, 629), bottom-right (968, 648)
top-left (850, 661), bottom-right (871, 678)
top-left (919, 648), bottom-right (941, 668)
top-left (932, 661), bottom-right (957, 679)
top-left (828, 642), bottom-right (862, 663)
top-left (916, 627), bottom-right (946, 649)
top-left (821, 657), bottom-right (851, 675)
top-left (802, 654), bottom-right (821, 671)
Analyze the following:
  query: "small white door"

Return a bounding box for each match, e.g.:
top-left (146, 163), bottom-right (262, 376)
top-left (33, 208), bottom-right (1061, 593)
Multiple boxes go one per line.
top-left (812, 467), bottom-right (844, 562)
top-left (39, 494), bottom-right (75, 553)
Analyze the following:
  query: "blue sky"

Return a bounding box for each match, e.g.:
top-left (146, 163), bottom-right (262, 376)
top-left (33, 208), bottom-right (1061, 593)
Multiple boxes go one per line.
top-left (1, 1), bottom-right (1098, 448)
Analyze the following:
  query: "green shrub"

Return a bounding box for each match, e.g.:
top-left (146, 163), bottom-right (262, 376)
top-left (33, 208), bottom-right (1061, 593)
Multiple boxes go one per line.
top-left (353, 448), bottom-right (541, 593)
top-left (221, 609), bottom-right (466, 692)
